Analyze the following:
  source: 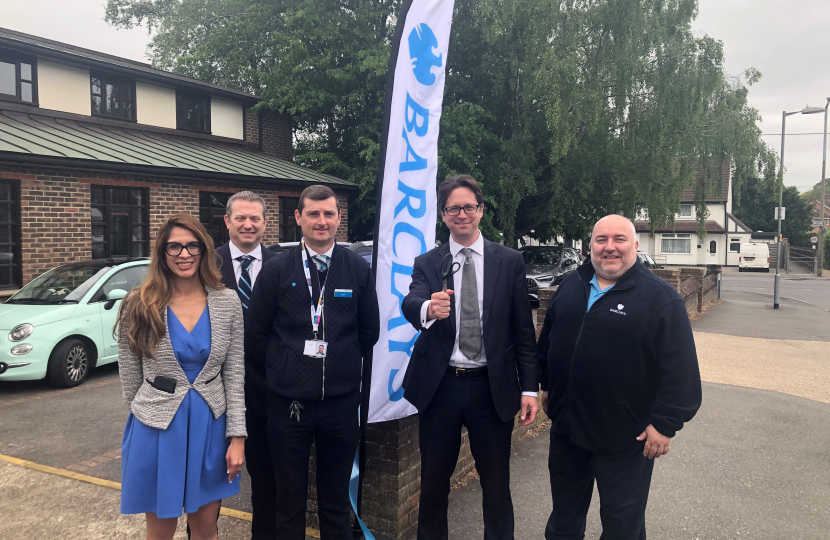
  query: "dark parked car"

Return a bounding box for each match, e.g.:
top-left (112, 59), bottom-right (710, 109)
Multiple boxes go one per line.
top-left (637, 251), bottom-right (663, 269)
top-left (521, 246), bottom-right (584, 308)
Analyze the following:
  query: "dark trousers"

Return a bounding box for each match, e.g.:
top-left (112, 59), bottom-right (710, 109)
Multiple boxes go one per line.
top-left (246, 405), bottom-right (278, 540)
top-left (417, 368), bottom-right (515, 540)
top-left (545, 432), bottom-right (655, 540)
top-left (267, 390), bottom-right (360, 540)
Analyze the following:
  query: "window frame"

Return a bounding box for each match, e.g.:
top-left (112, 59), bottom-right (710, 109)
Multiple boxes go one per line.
top-left (199, 192), bottom-right (230, 248)
top-left (0, 179), bottom-right (22, 289)
top-left (729, 238), bottom-right (741, 253)
top-left (678, 204), bottom-right (693, 218)
top-left (90, 72), bottom-right (136, 122)
top-left (0, 49), bottom-right (38, 106)
top-left (89, 265), bottom-right (149, 304)
top-left (91, 186), bottom-right (149, 260)
top-left (660, 232), bottom-right (692, 255)
top-left (279, 197), bottom-right (301, 243)
top-left (176, 91), bottom-right (212, 133)
top-left (709, 240), bottom-right (717, 254)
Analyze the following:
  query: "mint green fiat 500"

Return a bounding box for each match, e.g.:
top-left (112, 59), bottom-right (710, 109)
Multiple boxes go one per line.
top-left (0, 259), bottom-right (149, 387)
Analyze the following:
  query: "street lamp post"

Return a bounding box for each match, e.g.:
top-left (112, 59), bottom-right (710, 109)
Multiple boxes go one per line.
top-left (818, 98), bottom-right (830, 278)
top-left (775, 105), bottom-right (826, 309)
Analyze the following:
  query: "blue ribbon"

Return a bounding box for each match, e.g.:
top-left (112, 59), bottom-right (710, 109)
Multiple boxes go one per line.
top-left (350, 446), bottom-right (375, 539)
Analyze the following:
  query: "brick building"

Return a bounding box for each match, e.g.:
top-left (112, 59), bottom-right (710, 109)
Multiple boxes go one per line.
top-left (0, 27), bottom-right (356, 296)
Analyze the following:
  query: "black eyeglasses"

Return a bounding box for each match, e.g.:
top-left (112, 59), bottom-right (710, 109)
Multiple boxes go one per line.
top-left (443, 204), bottom-right (482, 216)
top-left (164, 242), bottom-right (204, 256)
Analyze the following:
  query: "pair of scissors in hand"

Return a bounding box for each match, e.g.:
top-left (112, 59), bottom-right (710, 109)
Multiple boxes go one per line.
top-left (441, 253), bottom-right (461, 292)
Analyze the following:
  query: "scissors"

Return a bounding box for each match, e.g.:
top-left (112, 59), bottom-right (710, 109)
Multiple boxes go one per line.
top-left (440, 253), bottom-right (462, 292)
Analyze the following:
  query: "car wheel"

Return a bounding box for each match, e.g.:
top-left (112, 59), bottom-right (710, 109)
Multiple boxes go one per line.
top-left (739, 267), bottom-right (744, 272)
top-left (47, 338), bottom-right (91, 388)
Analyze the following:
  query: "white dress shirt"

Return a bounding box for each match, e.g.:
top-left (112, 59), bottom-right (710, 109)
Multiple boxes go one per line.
top-left (305, 242), bottom-right (335, 262)
top-left (420, 231), bottom-right (537, 396)
top-left (229, 242), bottom-right (263, 289)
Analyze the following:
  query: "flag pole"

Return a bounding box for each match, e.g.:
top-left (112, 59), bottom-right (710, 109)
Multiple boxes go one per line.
top-left (354, 0), bottom-right (415, 535)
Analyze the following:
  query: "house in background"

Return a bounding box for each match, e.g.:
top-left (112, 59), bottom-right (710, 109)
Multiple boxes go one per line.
top-left (809, 199), bottom-right (830, 233)
top-left (0, 27), bottom-right (356, 296)
top-left (635, 160), bottom-right (753, 267)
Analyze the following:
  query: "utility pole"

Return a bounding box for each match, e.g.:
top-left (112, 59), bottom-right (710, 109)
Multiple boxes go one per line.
top-left (818, 98), bottom-right (829, 277)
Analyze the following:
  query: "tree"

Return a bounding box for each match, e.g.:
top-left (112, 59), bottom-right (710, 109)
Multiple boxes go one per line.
top-left (801, 178), bottom-right (830, 204)
top-left (106, 0), bottom-right (776, 245)
top-left (732, 180), bottom-right (813, 247)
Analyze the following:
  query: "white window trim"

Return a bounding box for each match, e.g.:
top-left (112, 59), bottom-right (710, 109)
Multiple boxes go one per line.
top-left (660, 233), bottom-right (692, 254)
top-left (678, 204), bottom-right (693, 218)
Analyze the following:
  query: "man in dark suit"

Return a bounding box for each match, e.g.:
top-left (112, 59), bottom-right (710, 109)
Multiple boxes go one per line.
top-left (401, 175), bottom-right (539, 540)
top-left (215, 190), bottom-right (277, 540)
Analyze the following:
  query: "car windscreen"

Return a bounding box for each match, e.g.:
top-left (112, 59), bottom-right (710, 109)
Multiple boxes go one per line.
top-left (8, 265), bottom-right (111, 304)
top-left (521, 248), bottom-right (562, 266)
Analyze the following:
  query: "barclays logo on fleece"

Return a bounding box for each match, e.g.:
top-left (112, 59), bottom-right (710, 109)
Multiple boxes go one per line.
top-left (383, 22), bottom-right (443, 402)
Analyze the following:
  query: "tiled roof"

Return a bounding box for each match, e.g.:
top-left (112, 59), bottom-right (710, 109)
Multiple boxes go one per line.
top-left (0, 27), bottom-right (259, 103)
top-left (680, 160), bottom-right (731, 203)
top-left (0, 108), bottom-right (354, 188)
top-left (634, 220), bottom-right (725, 233)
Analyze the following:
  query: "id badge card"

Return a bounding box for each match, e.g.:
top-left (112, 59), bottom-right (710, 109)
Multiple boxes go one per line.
top-left (304, 339), bottom-right (328, 358)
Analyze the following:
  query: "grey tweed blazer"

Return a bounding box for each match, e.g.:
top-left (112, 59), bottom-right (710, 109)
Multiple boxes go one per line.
top-left (118, 286), bottom-right (247, 438)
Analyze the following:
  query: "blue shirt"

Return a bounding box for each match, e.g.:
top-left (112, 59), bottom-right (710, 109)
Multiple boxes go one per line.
top-left (587, 274), bottom-right (614, 311)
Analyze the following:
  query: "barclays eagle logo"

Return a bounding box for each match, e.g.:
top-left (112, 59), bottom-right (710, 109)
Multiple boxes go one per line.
top-left (408, 23), bottom-right (442, 86)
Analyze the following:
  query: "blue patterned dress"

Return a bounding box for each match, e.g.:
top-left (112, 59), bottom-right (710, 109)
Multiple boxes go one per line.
top-left (120, 306), bottom-right (240, 518)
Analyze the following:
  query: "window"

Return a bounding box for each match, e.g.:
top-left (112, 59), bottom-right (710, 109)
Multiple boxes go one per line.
top-left (0, 51), bottom-right (36, 105)
top-left (199, 192), bottom-right (230, 248)
top-left (279, 197), bottom-right (301, 242)
top-left (729, 238), bottom-right (741, 253)
top-left (91, 266), bottom-right (148, 303)
top-left (177, 92), bottom-right (211, 133)
top-left (678, 204), bottom-right (692, 217)
top-left (91, 186), bottom-right (149, 259)
top-left (709, 240), bottom-right (717, 254)
top-left (660, 233), bottom-right (691, 254)
top-left (0, 180), bottom-right (21, 288)
top-left (91, 74), bottom-right (135, 121)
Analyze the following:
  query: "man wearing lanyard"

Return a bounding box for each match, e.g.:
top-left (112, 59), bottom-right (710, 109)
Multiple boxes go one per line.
top-left (245, 185), bottom-right (380, 540)
top-left (215, 190), bottom-right (277, 540)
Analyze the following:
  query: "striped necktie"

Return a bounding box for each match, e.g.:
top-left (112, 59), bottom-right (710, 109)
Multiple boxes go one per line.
top-left (235, 255), bottom-right (255, 309)
top-left (313, 254), bottom-right (329, 273)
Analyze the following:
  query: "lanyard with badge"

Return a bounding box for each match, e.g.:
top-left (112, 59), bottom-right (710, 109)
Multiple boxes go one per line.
top-left (301, 238), bottom-right (329, 358)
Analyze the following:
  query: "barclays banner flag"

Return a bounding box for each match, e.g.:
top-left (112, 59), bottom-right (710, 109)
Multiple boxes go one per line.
top-left (368, 0), bottom-right (456, 423)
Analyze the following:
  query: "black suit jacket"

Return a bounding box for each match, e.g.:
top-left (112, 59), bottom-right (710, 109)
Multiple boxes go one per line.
top-left (216, 242), bottom-right (277, 416)
top-left (401, 237), bottom-right (538, 422)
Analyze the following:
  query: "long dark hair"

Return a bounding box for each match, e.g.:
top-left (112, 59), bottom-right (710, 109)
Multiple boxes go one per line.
top-left (117, 214), bottom-right (223, 358)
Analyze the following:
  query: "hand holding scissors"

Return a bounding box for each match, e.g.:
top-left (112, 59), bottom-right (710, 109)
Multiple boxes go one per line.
top-left (427, 254), bottom-right (460, 321)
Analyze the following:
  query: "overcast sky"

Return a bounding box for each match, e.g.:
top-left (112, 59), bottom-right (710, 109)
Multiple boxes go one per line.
top-left (4, 0), bottom-right (830, 195)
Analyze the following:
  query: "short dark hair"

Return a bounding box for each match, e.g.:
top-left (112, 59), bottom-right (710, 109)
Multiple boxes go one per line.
top-left (438, 174), bottom-right (484, 211)
top-left (298, 185), bottom-right (340, 214)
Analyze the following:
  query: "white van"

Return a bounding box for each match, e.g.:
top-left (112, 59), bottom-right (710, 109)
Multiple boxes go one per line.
top-left (739, 243), bottom-right (770, 272)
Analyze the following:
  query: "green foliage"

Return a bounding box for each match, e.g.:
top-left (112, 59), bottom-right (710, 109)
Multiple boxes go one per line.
top-left (824, 230), bottom-right (830, 270)
top-left (106, 0), bottom-right (776, 245)
top-left (732, 181), bottom-right (813, 247)
top-left (800, 178), bottom-right (830, 203)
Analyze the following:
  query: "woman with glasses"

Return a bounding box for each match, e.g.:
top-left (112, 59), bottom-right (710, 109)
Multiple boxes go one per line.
top-left (117, 213), bottom-right (246, 540)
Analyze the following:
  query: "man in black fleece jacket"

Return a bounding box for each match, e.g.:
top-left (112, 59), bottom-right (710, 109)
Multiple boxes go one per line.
top-left (537, 214), bottom-right (701, 540)
top-left (245, 185), bottom-right (379, 540)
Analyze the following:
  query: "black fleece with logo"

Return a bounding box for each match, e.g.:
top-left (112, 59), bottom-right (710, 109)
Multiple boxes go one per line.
top-left (537, 259), bottom-right (702, 453)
